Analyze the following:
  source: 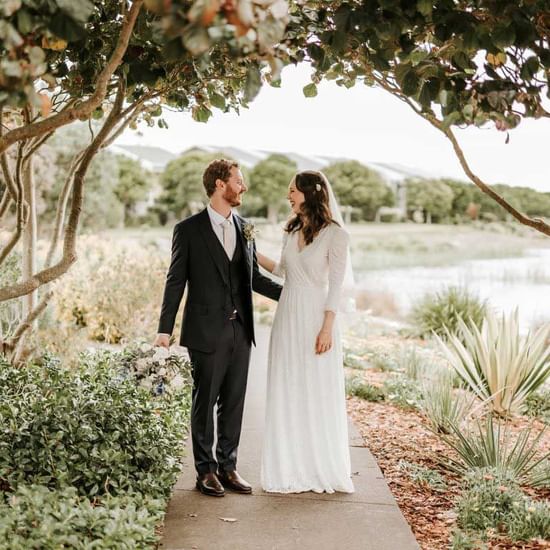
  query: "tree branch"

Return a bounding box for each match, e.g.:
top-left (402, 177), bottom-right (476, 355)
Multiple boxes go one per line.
top-left (0, 115), bottom-right (30, 265)
top-left (0, 186), bottom-right (12, 218)
top-left (43, 150), bottom-right (84, 269)
top-left (1, 290), bottom-right (53, 355)
top-left (372, 74), bottom-right (550, 237)
top-left (427, 115), bottom-right (550, 236)
top-left (23, 131), bottom-right (55, 163)
top-left (0, 80), bottom-right (127, 303)
top-left (0, 0), bottom-right (143, 157)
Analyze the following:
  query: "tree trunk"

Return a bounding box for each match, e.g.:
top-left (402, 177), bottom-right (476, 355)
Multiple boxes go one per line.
top-left (21, 155), bottom-right (37, 317)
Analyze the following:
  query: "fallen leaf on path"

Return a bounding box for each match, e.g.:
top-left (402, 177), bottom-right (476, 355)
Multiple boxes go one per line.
top-left (219, 517), bottom-right (238, 522)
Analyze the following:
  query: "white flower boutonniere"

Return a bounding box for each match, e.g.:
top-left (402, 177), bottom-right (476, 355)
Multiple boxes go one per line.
top-left (243, 222), bottom-right (258, 245)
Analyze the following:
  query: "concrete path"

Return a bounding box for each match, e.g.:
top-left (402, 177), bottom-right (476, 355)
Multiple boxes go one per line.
top-left (161, 325), bottom-right (420, 550)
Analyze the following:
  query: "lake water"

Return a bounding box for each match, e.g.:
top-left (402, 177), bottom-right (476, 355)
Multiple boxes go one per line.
top-left (357, 248), bottom-right (550, 332)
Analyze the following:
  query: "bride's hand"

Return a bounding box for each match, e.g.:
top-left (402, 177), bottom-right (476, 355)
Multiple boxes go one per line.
top-left (315, 329), bottom-right (332, 354)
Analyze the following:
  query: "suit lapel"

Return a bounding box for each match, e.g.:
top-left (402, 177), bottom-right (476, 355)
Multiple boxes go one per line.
top-left (234, 215), bottom-right (253, 280)
top-left (198, 209), bottom-right (230, 286)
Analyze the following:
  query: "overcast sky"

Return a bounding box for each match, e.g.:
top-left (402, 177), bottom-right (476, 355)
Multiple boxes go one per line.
top-left (116, 63), bottom-right (550, 192)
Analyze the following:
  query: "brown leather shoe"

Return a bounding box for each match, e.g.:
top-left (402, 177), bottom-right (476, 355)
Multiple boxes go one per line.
top-left (218, 470), bottom-right (252, 494)
top-left (196, 472), bottom-right (225, 497)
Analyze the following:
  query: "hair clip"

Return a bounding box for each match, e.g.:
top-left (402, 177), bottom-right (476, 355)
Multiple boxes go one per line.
top-left (315, 183), bottom-right (321, 191)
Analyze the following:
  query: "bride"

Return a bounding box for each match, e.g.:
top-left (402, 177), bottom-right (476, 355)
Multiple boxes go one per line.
top-left (256, 170), bottom-right (355, 494)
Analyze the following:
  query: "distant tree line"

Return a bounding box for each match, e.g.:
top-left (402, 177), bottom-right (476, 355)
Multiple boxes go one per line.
top-left (19, 136), bottom-right (549, 230)
top-left (154, 151), bottom-right (550, 225)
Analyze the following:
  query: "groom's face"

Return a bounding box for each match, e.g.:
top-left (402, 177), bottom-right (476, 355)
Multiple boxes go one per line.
top-left (221, 167), bottom-right (247, 207)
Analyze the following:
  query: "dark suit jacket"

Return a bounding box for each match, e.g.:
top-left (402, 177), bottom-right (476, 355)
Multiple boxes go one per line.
top-left (158, 209), bottom-right (282, 353)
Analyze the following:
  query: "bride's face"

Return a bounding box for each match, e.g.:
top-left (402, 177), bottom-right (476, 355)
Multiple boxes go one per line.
top-left (287, 180), bottom-right (305, 214)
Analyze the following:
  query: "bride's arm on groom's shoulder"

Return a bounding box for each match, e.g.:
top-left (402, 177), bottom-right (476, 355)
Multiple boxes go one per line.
top-left (256, 251), bottom-right (276, 273)
top-left (251, 244), bottom-right (282, 301)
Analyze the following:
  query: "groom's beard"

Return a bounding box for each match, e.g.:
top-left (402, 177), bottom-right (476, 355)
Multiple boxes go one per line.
top-left (224, 188), bottom-right (243, 207)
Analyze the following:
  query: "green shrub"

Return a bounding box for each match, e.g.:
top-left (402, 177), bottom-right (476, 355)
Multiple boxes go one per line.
top-left (411, 286), bottom-right (487, 340)
top-left (0, 353), bottom-right (191, 499)
top-left (397, 460), bottom-right (447, 491)
top-left (346, 377), bottom-right (385, 402)
top-left (456, 467), bottom-right (550, 542)
top-left (383, 375), bottom-right (423, 410)
top-left (449, 529), bottom-right (488, 549)
top-left (49, 234), bottom-right (169, 345)
top-left (0, 485), bottom-right (163, 550)
top-left (506, 498), bottom-right (550, 541)
top-left (456, 467), bottom-right (524, 533)
top-left (343, 350), bottom-right (369, 370)
top-left (524, 389), bottom-right (550, 424)
top-left (370, 352), bottom-right (397, 372)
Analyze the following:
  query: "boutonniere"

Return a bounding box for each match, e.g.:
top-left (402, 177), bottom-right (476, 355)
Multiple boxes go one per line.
top-left (243, 222), bottom-right (258, 245)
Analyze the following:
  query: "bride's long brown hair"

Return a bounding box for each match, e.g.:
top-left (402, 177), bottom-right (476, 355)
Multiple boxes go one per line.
top-left (285, 170), bottom-right (338, 245)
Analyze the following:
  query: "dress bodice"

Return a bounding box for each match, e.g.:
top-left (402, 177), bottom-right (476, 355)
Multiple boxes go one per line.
top-left (273, 224), bottom-right (350, 313)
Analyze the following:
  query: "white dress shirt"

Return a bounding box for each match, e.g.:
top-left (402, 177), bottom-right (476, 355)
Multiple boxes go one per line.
top-left (207, 203), bottom-right (237, 259)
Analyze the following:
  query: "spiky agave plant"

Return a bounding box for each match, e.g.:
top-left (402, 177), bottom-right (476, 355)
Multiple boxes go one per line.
top-left (435, 414), bottom-right (550, 486)
top-left (419, 375), bottom-right (474, 434)
top-left (435, 309), bottom-right (550, 417)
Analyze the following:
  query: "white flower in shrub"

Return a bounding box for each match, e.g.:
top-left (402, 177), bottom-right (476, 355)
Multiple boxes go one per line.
top-left (135, 358), bottom-right (148, 374)
top-left (158, 367), bottom-right (167, 376)
top-left (140, 343), bottom-right (153, 353)
top-left (140, 378), bottom-right (153, 390)
top-left (156, 358), bottom-right (166, 366)
top-left (171, 374), bottom-right (185, 390)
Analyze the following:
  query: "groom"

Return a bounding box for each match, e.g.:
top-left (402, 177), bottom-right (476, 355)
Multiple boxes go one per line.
top-left (154, 159), bottom-right (282, 497)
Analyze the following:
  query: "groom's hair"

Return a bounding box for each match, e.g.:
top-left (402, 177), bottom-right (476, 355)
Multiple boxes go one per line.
top-left (203, 159), bottom-right (240, 197)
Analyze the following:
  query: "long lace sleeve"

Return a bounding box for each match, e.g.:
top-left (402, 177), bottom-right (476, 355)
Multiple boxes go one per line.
top-left (325, 227), bottom-right (350, 313)
top-left (272, 231), bottom-right (289, 278)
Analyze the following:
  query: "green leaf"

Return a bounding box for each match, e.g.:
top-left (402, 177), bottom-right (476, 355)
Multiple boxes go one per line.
top-left (492, 24), bottom-right (516, 49)
top-left (462, 104), bottom-right (474, 120)
top-left (209, 92), bottom-right (226, 110)
top-left (395, 62), bottom-right (412, 87)
top-left (56, 0), bottom-right (95, 24)
top-left (307, 43), bottom-right (325, 63)
top-left (520, 56), bottom-right (539, 81)
top-left (540, 50), bottom-right (550, 69)
top-left (402, 71), bottom-right (419, 96)
top-left (16, 9), bottom-right (33, 34)
top-left (49, 13), bottom-right (86, 42)
top-left (442, 111), bottom-right (462, 129)
top-left (452, 51), bottom-right (471, 71)
top-left (244, 66), bottom-right (262, 103)
top-left (417, 82), bottom-right (432, 108)
top-left (417, 0), bottom-right (432, 17)
top-left (303, 82), bottom-right (318, 98)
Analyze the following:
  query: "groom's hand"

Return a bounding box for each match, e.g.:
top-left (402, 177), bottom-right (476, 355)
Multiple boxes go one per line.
top-left (154, 333), bottom-right (170, 348)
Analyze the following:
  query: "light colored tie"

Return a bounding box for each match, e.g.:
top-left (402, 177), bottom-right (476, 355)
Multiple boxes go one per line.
top-left (221, 218), bottom-right (234, 259)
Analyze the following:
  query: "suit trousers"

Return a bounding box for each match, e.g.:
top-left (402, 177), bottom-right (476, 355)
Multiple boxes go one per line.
top-left (188, 316), bottom-right (251, 475)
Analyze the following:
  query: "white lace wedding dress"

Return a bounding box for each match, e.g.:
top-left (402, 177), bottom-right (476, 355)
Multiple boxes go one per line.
top-left (260, 223), bottom-right (355, 494)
